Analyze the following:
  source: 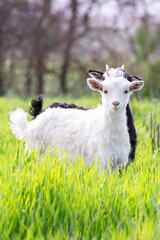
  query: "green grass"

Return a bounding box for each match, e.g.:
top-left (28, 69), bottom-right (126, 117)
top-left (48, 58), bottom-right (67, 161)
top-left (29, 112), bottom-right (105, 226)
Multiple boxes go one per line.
top-left (0, 96), bottom-right (160, 240)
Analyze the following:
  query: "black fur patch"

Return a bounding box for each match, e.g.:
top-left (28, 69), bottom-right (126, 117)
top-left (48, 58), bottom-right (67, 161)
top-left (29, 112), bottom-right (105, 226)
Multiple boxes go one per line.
top-left (88, 70), bottom-right (103, 80)
top-left (49, 102), bottom-right (88, 111)
top-left (28, 95), bottom-right (43, 119)
top-left (126, 104), bottom-right (137, 162)
top-left (28, 97), bottom-right (88, 120)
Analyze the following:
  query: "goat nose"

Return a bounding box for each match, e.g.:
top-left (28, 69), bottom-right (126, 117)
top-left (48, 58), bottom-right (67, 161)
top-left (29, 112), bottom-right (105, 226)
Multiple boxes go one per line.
top-left (112, 101), bottom-right (120, 106)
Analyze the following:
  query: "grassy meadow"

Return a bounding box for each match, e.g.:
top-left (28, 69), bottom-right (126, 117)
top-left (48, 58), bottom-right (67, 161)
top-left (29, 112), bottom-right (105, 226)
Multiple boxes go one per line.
top-left (0, 96), bottom-right (160, 240)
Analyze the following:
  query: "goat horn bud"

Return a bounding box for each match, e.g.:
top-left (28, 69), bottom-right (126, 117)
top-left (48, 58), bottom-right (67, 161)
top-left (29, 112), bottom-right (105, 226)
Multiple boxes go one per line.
top-left (106, 64), bottom-right (110, 71)
top-left (121, 64), bottom-right (125, 70)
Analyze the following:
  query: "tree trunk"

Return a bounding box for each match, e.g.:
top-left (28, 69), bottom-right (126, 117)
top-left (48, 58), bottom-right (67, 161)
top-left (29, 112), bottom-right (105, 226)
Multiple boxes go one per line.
top-left (0, 72), bottom-right (4, 95)
top-left (25, 59), bottom-right (33, 96)
top-left (0, 60), bottom-right (5, 96)
top-left (60, 0), bottom-right (78, 94)
top-left (36, 55), bottom-right (44, 95)
top-left (0, 37), bottom-right (5, 95)
top-left (37, 72), bottom-right (43, 95)
top-left (26, 69), bottom-right (31, 96)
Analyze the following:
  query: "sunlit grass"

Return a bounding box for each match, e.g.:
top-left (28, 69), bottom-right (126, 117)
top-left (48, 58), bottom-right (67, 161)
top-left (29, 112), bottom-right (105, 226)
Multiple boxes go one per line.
top-left (0, 96), bottom-right (160, 239)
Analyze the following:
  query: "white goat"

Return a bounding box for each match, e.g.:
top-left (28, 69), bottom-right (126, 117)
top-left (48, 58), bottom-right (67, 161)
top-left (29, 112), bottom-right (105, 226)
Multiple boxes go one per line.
top-left (10, 66), bottom-right (144, 171)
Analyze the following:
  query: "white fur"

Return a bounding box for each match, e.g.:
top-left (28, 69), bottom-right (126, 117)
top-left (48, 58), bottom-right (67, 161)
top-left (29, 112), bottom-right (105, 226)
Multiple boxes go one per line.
top-left (9, 74), bottom-right (144, 171)
top-left (105, 65), bottom-right (124, 78)
top-left (10, 109), bottom-right (28, 141)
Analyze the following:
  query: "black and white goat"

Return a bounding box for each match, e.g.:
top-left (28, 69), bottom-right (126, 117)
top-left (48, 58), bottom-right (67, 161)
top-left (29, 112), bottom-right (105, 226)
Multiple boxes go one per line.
top-left (10, 64), bottom-right (144, 171)
top-left (29, 65), bottom-right (144, 164)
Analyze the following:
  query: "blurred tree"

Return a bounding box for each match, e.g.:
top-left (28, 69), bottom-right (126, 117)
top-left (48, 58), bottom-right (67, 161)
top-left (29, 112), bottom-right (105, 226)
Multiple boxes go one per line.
top-left (60, 0), bottom-right (99, 93)
top-left (0, 0), bottom-right (159, 97)
top-left (0, 0), bottom-right (11, 95)
top-left (14, 0), bottom-right (64, 95)
top-left (60, 0), bottom-right (78, 94)
top-left (19, 0), bottom-right (55, 95)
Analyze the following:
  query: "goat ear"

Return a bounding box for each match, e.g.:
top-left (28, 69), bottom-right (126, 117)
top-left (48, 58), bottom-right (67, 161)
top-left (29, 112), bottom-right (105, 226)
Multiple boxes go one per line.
top-left (123, 72), bottom-right (144, 82)
top-left (130, 75), bottom-right (144, 82)
top-left (130, 80), bottom-right (144, 91)
top-left (87, 78), bottom-right (103, 92)
top-left (88, 70), bottom-right (103, 80)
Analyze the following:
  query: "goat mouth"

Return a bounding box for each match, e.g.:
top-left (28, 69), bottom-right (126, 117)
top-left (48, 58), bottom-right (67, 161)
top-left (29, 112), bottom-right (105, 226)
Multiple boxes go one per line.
top-left (112, 106), bottom-right (120, 111)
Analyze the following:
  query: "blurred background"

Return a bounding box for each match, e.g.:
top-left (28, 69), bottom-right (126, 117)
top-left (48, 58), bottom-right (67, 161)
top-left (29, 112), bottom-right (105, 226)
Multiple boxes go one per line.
top-left (0, 0), bottom-right (160, 98)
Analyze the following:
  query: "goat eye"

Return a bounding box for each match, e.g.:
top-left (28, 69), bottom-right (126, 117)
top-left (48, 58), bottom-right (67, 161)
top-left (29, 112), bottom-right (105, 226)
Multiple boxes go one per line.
top-left (124, 90), bottom-right (128, 94)
top-left (104, 90), bottom-right (108, 94)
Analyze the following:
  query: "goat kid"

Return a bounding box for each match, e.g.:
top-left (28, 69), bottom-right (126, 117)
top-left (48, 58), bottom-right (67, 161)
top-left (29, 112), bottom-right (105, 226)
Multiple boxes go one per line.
top-left (10, 73), bottom-right (144, 171)
top-left (29, 65), bottom-right (143, 163)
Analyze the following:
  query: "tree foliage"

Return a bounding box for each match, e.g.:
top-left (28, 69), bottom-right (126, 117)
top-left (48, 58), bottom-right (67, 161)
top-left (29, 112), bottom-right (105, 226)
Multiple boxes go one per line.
top-left (0, 0), bottom-right (160, 97)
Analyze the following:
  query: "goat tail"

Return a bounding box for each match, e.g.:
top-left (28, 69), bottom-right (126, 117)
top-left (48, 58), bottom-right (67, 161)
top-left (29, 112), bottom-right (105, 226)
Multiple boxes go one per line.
top-left (28, 95), bottom-right (43, 119)
top-left (10, 109), bottom-right (28, 140)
